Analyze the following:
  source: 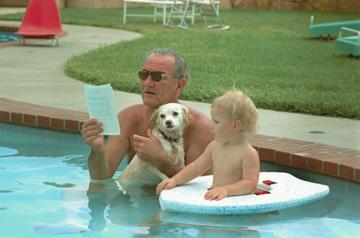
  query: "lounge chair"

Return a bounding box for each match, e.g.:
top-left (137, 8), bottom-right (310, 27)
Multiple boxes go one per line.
top-left (16, 0), bottom-right (64, 46)
top-left (335, 27), bottom-right (360, 57)
top-left (308, 16), bottom-right (360, 39)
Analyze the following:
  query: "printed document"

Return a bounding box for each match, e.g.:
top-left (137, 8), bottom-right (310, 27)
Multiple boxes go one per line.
top-left (84, 84), bottom-right (120, 135)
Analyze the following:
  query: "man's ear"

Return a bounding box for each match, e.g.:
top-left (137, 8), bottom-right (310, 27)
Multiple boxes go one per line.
top-left (233, 120), bottom-right (242, 132)
top-left (175, 78), bottom-right (187, 97)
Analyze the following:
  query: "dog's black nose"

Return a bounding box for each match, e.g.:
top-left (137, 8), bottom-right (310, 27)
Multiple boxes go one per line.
top-left (165, 120), bottom-right (172, 127)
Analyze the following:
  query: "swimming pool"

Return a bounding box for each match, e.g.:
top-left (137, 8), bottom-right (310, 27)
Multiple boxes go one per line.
top-left (1, 123), bottom-right (359, 238)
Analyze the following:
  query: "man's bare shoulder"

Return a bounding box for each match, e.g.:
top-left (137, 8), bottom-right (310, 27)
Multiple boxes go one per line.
top-left (188, 108), bottom-right (213, 130)
top-left (185, 108), bottom-right (214, 140)
top-left (118, 104), bottom-right (148, 131)
top-left (120, 104), bottom-right (146, 115)
top-left (119, 104), bottom-right (148, 120)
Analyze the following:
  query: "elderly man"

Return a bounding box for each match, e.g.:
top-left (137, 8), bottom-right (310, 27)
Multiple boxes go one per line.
top-left (81, 48), bottom-right (214, 180)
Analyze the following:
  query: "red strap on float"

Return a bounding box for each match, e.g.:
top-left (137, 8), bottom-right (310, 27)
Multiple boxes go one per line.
top-left (255, 190), bottom-right (271, 195)
top-left (262, 180), bottom-right (277, 186)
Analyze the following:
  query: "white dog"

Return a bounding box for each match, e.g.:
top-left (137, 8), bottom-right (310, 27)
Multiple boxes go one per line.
top-left (118, 103), bottom-right (189, 188)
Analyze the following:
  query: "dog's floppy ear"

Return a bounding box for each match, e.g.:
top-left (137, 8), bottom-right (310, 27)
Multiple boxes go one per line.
top-left (181, 105), bottom-right (191, 126)
top-left (150, 108), bottom-right (160, 124)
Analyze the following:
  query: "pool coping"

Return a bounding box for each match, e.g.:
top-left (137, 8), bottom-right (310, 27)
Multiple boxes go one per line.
top-left (1, 97), bottom-right (359, 184)
top-left (0, 24), bottom-right (18, 32)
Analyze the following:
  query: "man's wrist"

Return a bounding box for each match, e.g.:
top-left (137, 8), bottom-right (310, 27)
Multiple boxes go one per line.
top-left (90, 146), bottom-right (105, 159)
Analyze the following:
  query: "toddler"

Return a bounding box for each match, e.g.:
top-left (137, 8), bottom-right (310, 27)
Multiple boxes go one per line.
top-left (156, 90), bottom-right (259, 200)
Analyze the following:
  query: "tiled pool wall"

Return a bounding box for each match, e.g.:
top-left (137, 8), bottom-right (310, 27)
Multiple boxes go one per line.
top-left (1, 97), bottom-right (359, 184)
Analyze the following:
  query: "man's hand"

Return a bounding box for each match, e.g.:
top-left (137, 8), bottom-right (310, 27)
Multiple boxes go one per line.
top-left (204, 186), bottom-right (228, 201)
top-left (81, 119), bottom-right (104, 151)
top-left (156, 178), bottom-right (176, 195)
top-left (133, 129), bottom-right (165, 162)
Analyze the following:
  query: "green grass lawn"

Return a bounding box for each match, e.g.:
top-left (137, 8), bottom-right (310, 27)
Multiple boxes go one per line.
top-left (1, 9), bottom-right (359, 119)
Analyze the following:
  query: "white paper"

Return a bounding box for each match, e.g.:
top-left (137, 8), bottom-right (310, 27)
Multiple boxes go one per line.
top-left (84, 84), bottom-right (120, 135)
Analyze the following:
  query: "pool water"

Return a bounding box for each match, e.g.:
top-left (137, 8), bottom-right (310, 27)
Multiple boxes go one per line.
top-left (1, 123), bottom-right (360, 238)
top-left (0, 32), bottom-right (20, 43)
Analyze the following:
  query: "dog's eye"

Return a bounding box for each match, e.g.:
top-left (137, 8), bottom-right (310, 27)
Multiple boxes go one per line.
top-left (173, 111), bottom-right (179, 116)
top-left (160, 114), bottom-right (165, 119)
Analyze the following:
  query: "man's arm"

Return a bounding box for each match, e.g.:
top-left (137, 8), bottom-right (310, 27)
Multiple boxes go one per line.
top-left (83, 110), bottom-right (132, 180)
top-left (88, 133), bottom-right (130, 179)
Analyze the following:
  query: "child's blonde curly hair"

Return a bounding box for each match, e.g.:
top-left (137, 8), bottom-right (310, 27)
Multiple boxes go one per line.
top-left (211, 90), bottom-right (258, 134)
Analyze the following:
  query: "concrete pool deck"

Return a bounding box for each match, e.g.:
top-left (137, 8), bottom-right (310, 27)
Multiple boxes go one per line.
top-left (0, 19), bottom-right (359, 184)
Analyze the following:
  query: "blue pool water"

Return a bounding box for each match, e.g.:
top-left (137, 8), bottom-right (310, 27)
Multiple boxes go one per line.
top-left (0, 32), bottom-right (20, 43)
top-left (0, 123), bottom-right (360, 237)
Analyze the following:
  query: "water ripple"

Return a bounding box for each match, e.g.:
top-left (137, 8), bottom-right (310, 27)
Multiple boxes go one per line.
top-left (43, 181), bottom-right (76, 188)
top-left (0, 147), bottom-right (18, 156)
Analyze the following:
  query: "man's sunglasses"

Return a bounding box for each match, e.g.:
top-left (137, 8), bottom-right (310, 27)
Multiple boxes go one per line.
top-left (138, 69), bottom-right (168, 82)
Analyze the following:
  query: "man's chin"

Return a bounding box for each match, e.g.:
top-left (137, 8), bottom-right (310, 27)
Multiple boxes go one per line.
top-left (142, 95), bottom-right (160, 108)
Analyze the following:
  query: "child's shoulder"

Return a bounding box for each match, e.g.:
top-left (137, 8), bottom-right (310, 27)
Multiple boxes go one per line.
top-left (234, 142), bottom-right (258, 160)
top-left (245, 143), bottom-right (259, 159)
top-left (248, 143), bottom-right (258, 152)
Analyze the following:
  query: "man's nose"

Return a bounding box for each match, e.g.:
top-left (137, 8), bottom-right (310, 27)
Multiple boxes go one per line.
top-left (142, 75), bottom-right (155, 86)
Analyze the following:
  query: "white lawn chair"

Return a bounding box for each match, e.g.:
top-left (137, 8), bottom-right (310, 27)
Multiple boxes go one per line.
top-left (165, 0), bottom-right (196, 27)
top-left (194, 0), bottom-right (229, 29)
top-left (167, 0), bottom-right (229, 29)
top-left (123, 0), bottom-right (182, 25)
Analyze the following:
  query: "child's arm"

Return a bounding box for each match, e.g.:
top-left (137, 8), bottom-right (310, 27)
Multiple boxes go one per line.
top-left (205, 147), bottom-right (259, 200)
top-left (156, 141), bottom-right (214, 195)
